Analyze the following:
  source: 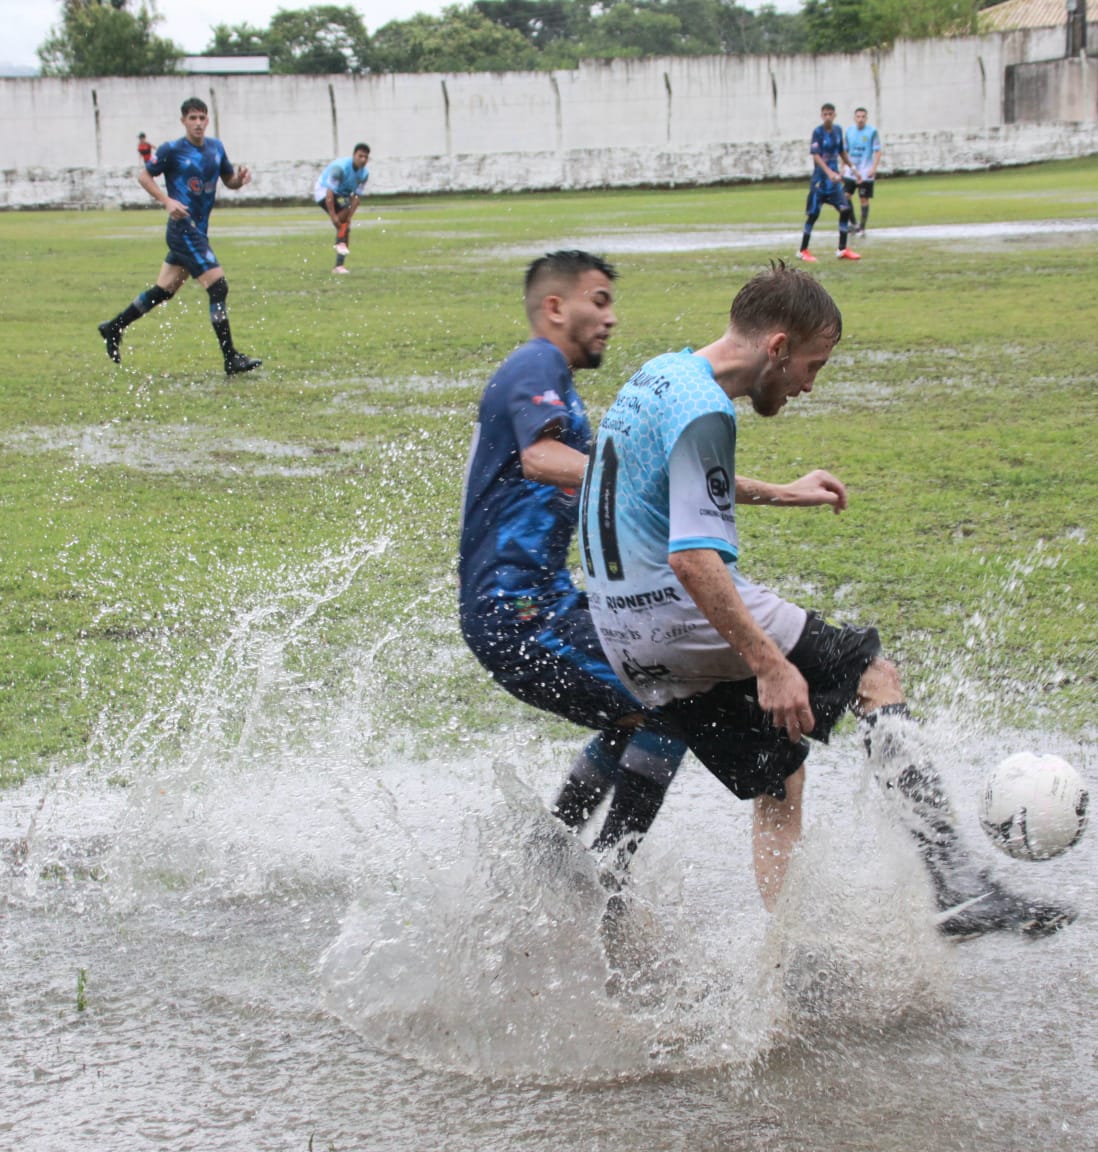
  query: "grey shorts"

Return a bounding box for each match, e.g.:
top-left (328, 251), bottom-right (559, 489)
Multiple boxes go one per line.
top-left (657, 612), bottom-right (881, 801)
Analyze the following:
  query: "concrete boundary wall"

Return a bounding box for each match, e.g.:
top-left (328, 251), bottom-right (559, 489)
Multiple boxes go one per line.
top-left (1, 27), bottom-right (1096, 209)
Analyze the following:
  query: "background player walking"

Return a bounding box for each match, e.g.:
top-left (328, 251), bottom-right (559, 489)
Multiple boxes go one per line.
top-left (798, 103), bottom-right (860, 263)
top-left (97, 97), bottom-right (261, 376)
top-left (314, 145), bottom-right (371, 274)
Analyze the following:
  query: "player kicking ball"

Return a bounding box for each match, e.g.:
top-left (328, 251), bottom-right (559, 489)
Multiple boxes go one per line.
top-left (97, 97), bottom-right (261, 376)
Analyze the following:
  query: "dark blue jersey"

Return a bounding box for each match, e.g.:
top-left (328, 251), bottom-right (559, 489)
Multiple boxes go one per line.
top-left (459, 338), bottom-right (591, 623)
top-left (810, 123), bottom-right (845, 192)
top-left (147, 135), bottom-right (234, 233)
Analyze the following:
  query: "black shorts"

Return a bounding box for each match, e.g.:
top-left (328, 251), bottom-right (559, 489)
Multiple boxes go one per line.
top-left (317, 195), bottom-right (354, 214)
top-left (842, 177), bottom-right (875, 199)
top-left (657, 613), bottom-right (881, 801)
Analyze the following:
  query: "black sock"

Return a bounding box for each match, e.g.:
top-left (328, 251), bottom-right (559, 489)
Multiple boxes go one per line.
top-left (552, 775), bottom-right (609, 829)
top-left (592, 770), bottom-right (667, 865)
top-left (212, 317), bottom-right (235, 359)
top-left (108, 284), bottom-right (173, 332)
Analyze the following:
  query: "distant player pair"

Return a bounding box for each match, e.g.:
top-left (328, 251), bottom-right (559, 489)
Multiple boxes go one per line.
top-left (797, 103), bottom-right (881, 263)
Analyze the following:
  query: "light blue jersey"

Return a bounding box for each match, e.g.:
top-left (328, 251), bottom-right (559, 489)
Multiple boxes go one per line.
top-left (844, 124), bottom-right (880, 179)
top-left (313, 157), bottom-right (369, 203)
top-left (580, 350), bottom-right (804, 705)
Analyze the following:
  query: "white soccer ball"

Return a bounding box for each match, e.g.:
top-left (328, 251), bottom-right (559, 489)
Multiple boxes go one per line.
top-left (979, 752), bottom-right (1088, 861)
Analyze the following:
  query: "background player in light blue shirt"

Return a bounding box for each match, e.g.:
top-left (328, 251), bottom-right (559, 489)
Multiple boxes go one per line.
top-left (843, 107), bottom-right (882, 235)
top-left (314, 145), bottom-right (370, 274)
top-left (97, 97), bottom-right (261, 375)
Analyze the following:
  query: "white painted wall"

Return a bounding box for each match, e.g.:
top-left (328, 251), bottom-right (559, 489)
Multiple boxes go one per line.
top-left (0, 28), bottom-right (1095, 210)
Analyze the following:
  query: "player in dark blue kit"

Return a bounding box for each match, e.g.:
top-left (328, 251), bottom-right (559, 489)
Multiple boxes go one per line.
top-left (798, 103), bottom-right (861, 263)
top-left (459, 251), bottom-right (687, 872)
top-left (98, 97), bottom-right (261, 375)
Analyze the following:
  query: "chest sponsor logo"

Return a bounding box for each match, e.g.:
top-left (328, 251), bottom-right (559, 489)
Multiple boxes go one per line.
top-left (604, 587), bottom-right (682, 612)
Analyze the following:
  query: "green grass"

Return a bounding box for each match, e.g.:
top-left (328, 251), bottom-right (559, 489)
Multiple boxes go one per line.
top-left (2, 157), bottom-right (1096, 784)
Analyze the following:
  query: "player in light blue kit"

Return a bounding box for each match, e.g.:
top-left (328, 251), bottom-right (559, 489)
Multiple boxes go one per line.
top-left (579, 263), bottom-right (1073, 937)
top-left (314, 144), bottom-right (370, 274)
top-left (97, 97), bottom-right (261, 375)
top-left (798, 103), bottom-right (860, 263)
top-left (843, 107), bottom-right (882, 236)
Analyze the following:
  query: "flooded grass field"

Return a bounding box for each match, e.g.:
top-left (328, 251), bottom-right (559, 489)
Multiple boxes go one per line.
top-left (2, 533), bottom-right (1094, 1151)
top-left (2, 167), bottom-right (1097, 1148)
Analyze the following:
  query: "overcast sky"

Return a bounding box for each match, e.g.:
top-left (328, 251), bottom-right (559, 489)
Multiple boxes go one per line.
top-left (1, 0), bottom-right (801, 71)
top-left (0, 1), bottom-right (450, 69)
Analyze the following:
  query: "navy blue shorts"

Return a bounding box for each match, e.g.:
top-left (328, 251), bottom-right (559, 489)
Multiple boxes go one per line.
top-left (805, 185), bottom-right (852, 217)
top-left (165, 217), bottom-right (220, 278)
top-left (657, 613), bottom-right (881, 801)
top-left (462, 589), bottom-right (646, 730)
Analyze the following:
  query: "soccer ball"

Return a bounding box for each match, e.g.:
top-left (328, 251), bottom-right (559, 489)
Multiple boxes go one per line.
top-left (979, 752), bottom-right (1088, 861)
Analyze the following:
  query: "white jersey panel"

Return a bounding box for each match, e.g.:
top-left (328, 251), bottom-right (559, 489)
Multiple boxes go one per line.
top-left (583, 350), bottom-right (805, 706)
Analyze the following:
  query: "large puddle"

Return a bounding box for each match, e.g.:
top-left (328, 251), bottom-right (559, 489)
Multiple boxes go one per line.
top-left (3, 540), bottom-right (1095, 1149)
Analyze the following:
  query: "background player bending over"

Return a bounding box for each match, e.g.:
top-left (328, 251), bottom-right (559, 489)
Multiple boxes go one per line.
top-left (314, 144), bottom-right (371, 274)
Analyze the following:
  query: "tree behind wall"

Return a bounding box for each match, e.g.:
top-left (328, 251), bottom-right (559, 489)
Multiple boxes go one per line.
top-left (38, 0), bottom-right (181, 77)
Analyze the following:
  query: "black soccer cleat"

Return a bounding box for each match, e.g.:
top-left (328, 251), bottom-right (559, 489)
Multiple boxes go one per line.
top-left (933, 872), bottom-right (1076, 941)
top-left (98, 321), bottom-right (122, 364)
top-left (225, 352), bottom-right (262, 376)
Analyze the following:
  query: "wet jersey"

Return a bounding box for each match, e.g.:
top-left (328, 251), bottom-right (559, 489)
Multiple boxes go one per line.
top-left (314, 158), bottom-right (369, 202)
top-left (459, 338), bottom-right (591, 624)
top-left (810, 123), bottom-right (845, 192)
top-left (146, 136), bottom-right (233, 234)
top-left (844, 124), bottom-right (880, 179)
top-left (580, 350), bottom-right (805, 706)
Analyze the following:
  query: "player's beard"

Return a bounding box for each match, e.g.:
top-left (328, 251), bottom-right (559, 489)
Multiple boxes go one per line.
top-left (576, 344), bottom-right (604, 370)
top-left (750, 374), bottom-right (787, 418)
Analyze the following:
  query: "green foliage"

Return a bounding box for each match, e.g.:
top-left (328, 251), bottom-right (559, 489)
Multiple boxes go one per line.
top-left (204, 22), bottom-right (269, 56)
top-left (802, 0), bottom-right (977, 52)
top-left (481, 0), bottom-right (809, 64)
top-left (267, 5), bottom-right (370, 74)
top-left (1, 159), bottom-right (1096, 784)
top-left (202, 0), bottom-right (809, 75)
top-left (371, 6), bottom-right (540, 73)
top-left (38, 0), bottom-right (181, 77)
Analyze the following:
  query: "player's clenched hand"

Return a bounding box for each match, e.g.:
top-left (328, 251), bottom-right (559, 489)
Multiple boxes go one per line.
top-left (781, 469), bottom-right (848, 514)
top-left (757, 658), bottom-right (815, 744)
top-left (165, 197), bottom-right (189, 220)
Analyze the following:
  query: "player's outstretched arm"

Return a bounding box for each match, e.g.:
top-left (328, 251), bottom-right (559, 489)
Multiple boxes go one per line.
top-left (669, 547), bottom-right (814, 742)
top-left (735, 470), bottom-right (847, 513)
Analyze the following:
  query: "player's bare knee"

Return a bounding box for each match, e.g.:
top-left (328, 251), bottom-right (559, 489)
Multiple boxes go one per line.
top-left (855, 657), bottom-right (903, 714)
